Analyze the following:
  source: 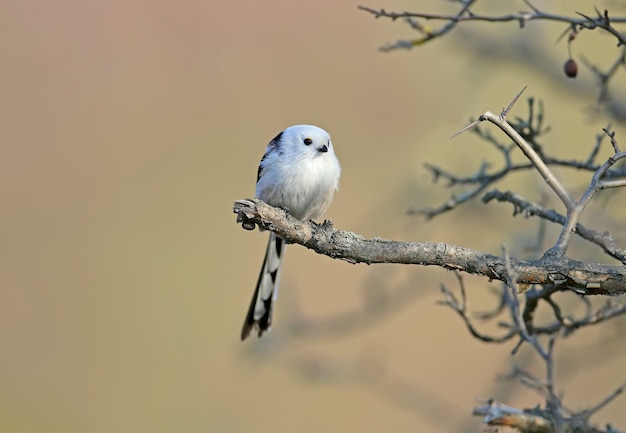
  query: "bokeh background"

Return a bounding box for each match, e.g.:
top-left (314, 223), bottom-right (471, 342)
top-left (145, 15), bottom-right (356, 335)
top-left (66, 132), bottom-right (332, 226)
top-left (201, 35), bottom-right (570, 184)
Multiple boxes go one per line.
top-left (2, 0), bottom-right (625, 432)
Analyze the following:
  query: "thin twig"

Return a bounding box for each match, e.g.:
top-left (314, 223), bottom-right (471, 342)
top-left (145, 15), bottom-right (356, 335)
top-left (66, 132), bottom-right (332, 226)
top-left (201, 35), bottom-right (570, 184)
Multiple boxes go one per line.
top-left (359, 4), bottom-right (626, 48)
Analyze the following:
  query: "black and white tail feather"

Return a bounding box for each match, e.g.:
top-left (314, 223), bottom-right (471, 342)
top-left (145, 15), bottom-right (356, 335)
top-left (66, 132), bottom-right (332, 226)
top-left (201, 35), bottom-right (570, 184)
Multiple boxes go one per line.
top-left (240, 125), bottom-right (341, 340)
top-left (241, 233), bottom-right (284, 339)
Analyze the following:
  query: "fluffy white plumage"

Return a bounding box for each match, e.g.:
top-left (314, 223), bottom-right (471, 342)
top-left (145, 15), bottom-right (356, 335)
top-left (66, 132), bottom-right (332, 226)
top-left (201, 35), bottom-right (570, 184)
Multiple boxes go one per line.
top-left (241, 125), bottom-right (341, 340)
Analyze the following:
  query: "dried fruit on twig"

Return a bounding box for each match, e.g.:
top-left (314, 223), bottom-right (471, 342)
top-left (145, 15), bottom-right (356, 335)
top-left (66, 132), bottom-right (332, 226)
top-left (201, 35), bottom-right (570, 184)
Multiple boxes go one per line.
top-left (564, 59), bottom-right (577, 78)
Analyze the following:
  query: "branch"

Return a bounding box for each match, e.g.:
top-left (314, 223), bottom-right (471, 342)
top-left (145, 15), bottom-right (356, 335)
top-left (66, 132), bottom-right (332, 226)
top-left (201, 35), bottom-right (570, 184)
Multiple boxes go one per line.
top-left (461, 109), bottom-right (576, 211)
top-left (473, 399), bottom-right (555, 433)
top-left (233, 199), bottom-right (626, 296)
top-left (438, 272), bottom-right (518, 343)
top-left (360, 4), bottom-right (626, 120)
top-left (549, 131), bottom-right (626, 256)
top-left (453, 92), bottom-right (626, 259)
top-left (419, 107), bottom-right (626, 221)
top-left (473, 396), bottom-right (626, 433)
top-left (482, 190), bottom-right (626, 263)
top-left (359, 3), bottom-right (626, 50)
top-left (358, 0), bottom-right (478, 50)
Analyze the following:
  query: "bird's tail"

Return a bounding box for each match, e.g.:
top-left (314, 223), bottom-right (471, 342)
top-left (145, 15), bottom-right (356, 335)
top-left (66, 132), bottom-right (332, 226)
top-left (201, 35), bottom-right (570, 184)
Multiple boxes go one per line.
top-left (241, 232), bottom-right (285, 340)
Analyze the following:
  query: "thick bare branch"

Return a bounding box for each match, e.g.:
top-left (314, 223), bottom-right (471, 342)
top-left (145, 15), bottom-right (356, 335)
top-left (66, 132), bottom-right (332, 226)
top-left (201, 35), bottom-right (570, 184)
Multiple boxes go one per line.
top-left (233, 199), bottom-right (626, 296)
top-left (473, 400), bottom-right (555, 433)
top-left (473, 396), bottom-right (626, 433)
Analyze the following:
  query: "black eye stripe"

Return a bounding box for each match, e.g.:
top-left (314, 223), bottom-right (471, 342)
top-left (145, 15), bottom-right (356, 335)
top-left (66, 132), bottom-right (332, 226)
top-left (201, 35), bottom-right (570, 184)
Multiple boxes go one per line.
top-left (303, 138), bottom-right (313, 145)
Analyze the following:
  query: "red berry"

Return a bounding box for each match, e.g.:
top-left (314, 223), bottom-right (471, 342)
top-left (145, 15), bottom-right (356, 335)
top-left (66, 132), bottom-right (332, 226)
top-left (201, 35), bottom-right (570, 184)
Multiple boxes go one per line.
top-left (564, 59), bottom-right (577, 78)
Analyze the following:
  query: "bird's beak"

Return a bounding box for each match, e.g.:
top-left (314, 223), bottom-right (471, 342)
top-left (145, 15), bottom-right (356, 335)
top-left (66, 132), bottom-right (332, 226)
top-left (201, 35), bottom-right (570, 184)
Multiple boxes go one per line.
top-left (317, 144), bottom-right (328, 153)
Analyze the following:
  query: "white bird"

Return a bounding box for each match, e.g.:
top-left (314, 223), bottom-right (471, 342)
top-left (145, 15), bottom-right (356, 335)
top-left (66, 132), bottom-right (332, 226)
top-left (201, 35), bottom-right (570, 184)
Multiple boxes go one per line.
top-left (241, 125), bottom-right (341, 340)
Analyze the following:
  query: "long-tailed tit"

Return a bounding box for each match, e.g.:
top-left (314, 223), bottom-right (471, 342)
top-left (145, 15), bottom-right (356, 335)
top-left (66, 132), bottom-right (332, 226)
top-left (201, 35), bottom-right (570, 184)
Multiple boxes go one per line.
top-left (241, 125), bottom-right (341, 340)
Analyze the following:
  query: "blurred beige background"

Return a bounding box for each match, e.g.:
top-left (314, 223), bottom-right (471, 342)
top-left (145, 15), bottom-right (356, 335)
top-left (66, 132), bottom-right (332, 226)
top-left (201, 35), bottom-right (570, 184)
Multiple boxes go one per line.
top-left (1, 0), bottom-right (625, 432)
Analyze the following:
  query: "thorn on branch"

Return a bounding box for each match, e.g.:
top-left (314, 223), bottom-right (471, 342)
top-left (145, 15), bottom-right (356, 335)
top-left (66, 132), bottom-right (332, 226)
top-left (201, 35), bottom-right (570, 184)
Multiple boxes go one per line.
top-left (501, 86), bottom-right (528, 119)
top-left (451, 117), bottom-right (485, 139)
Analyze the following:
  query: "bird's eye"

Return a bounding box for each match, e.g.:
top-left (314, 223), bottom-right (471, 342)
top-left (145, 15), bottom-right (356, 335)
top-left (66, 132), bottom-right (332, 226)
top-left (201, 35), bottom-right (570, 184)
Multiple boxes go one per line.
top-left (303, 138), bottom-right (313, 146)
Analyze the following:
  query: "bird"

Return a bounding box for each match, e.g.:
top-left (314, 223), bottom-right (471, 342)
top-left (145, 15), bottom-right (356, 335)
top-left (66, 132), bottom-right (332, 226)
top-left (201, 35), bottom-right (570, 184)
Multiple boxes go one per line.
top-left (241, 125), bottom-right (341, 340)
